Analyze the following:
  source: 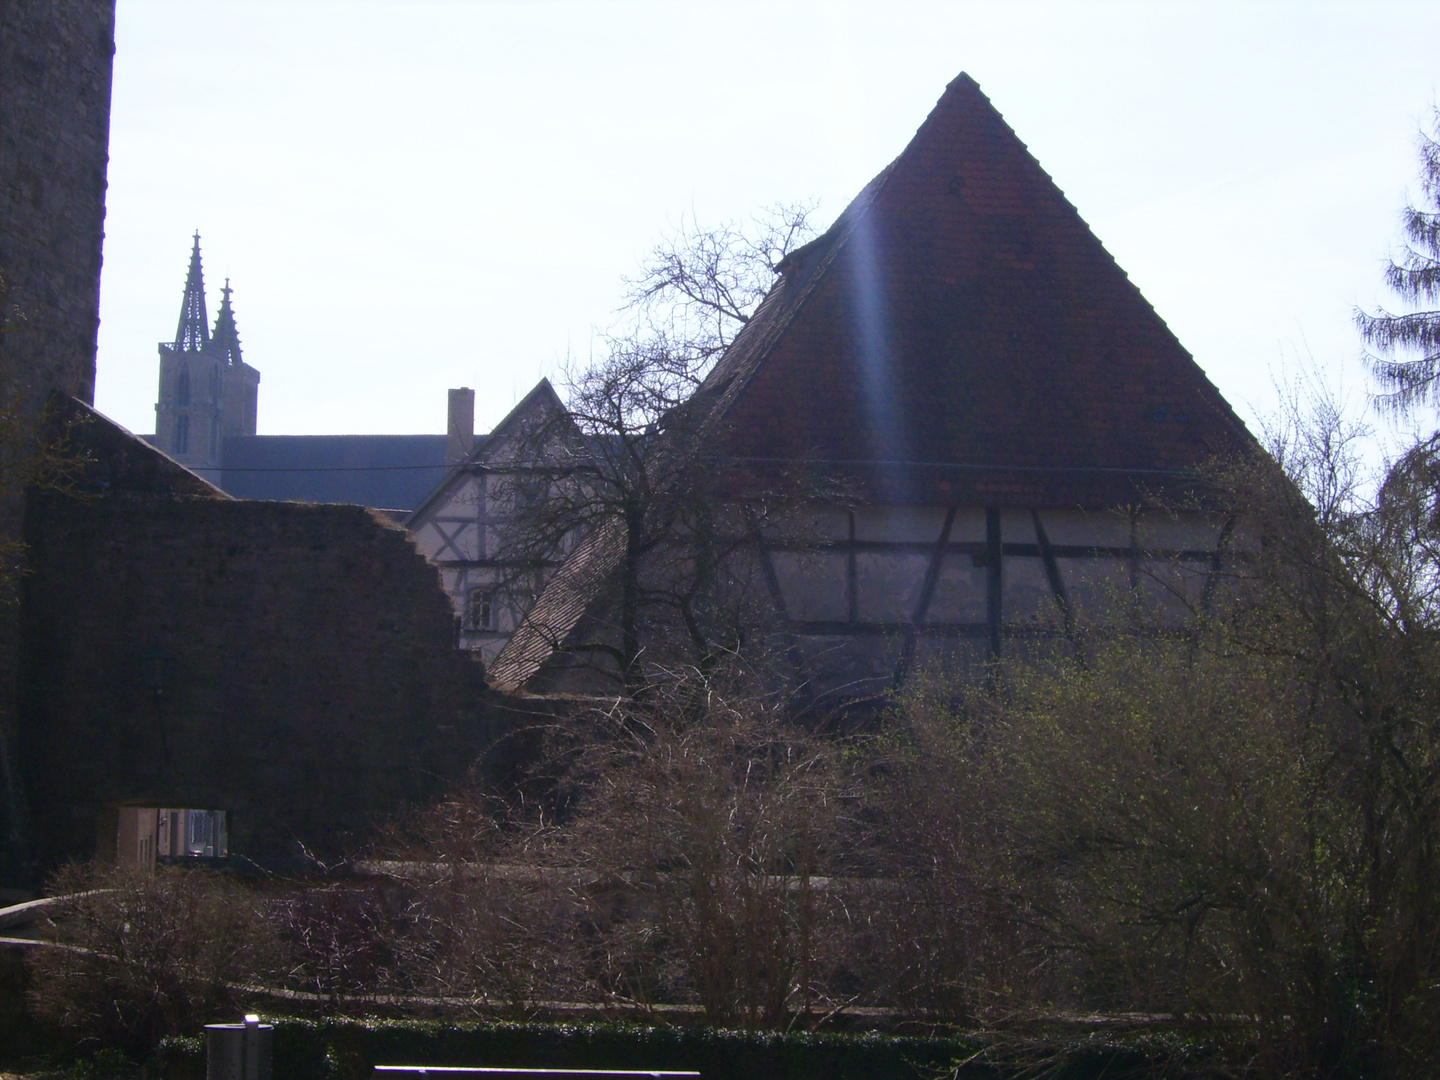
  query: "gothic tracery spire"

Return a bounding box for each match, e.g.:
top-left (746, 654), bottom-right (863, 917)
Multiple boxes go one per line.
top-left (209, 277), bottom-right (243, 366)
top-left (174, 231), bottom-right (209, 353)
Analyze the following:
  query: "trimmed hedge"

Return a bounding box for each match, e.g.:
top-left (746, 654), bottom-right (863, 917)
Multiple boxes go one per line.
top-left (153, 1018), bottom-right (1166, 1080)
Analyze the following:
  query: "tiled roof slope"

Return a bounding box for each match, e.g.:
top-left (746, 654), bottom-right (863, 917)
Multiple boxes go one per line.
top-left (487, 516), bottom-right (625, 692)
top-left (695, 73), bottom-right (1253, 507)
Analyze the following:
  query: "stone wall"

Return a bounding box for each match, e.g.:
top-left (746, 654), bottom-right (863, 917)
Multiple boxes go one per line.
top-left (0, 0), bottom-right (116, 888)
top-left (19, 484), bottom-right (497, 876)
top-left (0, 0), bottom-right (115, 411)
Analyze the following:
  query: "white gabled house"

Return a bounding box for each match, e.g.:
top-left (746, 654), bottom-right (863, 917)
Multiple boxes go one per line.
top-left (406, 379), bottom-right (577, 664)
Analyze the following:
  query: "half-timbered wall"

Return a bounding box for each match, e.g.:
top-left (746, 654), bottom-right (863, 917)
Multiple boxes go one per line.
top-left (755, 502), bottom-right (1233, 697)
top-left (410, 467), bottom-right (542, 663)
top-left (511, 499), bottom-right (1240, 699)
top-left (407, 380), bottom-right (575, 668)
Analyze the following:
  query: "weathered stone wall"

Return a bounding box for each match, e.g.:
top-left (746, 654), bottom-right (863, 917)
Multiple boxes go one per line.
top-left (0, 0), bottom-right (116, 889)
top-left (19, 488), bottom-right (497, 876)
top-left (0, 0), bottom-right (115, 411)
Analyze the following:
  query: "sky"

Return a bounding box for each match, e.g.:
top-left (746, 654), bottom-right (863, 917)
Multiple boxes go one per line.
top-left (94, 1), bottom-right (1440, 442)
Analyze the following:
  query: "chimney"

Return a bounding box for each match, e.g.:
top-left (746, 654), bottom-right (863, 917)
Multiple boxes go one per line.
top-left (446, 387), bottom-right (475, 466)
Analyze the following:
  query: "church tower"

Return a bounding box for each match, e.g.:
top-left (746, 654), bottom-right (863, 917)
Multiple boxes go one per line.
top-left (154, 235), bottom-right (260, 474)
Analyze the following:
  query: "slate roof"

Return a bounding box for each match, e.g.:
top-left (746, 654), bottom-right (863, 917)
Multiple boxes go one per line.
top-left (695, 72), bottom-right (1253, 507)
top-left (218, 434), bottom-right (450, 511)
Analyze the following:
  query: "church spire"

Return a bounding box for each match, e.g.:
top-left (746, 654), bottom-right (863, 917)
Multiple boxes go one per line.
top-left (174, 231), bottom-right (209, 352)
top-left (208, 278), bottom-right (243, 366)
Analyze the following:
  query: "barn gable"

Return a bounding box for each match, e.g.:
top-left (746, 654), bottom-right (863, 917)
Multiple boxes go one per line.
top-left (491, 74), bottom-right (1257, 695)
top-left (697, 72), bottom-right (1252, 506)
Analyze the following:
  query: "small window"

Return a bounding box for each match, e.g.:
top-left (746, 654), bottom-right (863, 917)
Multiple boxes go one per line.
top-left (175, 415), bottom-right (190, 454)
top-left (177, 365), bottom-right (191, 406)
top-left (157, 807), bottom-right (228, 860)
top-left (467, 587), bottom-right (494, 631)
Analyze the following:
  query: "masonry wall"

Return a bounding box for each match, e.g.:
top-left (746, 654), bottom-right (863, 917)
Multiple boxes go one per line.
top-left (19, 491), bottom-right (496, 876)
top-left (0, 0), bottom-right (117, 890)
top-left (0, 0), bottom-right (115, 411)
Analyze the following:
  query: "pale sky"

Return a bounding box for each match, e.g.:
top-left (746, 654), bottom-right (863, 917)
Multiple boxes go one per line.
top-left (94, 1), bottom-right (1440, 442)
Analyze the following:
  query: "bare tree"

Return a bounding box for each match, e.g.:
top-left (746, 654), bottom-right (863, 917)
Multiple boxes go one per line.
top-left (623, 203), bottom-right (816, 372)
top-left (374, 663), bottom-right (869, 1026)
top-left (496, 204), bottom-right (817, 688)
top-left (555, 667), bottom-right (855, 1026)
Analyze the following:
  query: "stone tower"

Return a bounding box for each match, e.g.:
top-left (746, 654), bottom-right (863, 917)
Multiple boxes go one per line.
top-left (154, 235), bottom-right (260, 474)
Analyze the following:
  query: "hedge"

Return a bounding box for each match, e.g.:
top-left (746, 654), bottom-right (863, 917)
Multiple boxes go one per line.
top-left (152, 1017), bottom-right (1170, 1080)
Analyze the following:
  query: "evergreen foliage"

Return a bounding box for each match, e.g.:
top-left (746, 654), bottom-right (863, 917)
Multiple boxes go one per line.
top-left (1358, 117), bottom-right (1440, 413)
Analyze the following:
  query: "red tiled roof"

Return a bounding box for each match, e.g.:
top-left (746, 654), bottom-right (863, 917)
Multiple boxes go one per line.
top-left (695, 73), bottom-right (1253, 507)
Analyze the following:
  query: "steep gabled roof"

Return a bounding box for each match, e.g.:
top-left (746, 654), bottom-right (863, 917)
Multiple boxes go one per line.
top-left (490, 74), bottom-right (1256, 690)
top-left (695, 73), bottom-right (1252, 506)
top-left (405, 378), bottom-right (569, 526)
top-left (486, 516), bottom-right (625, 691)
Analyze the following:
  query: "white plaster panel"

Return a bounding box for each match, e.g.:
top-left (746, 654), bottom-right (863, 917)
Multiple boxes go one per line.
top-left (1058, 556), bottom-right (1132, 619)
top-left (1137, 558), bottom-right (1209, 626)
top-left (855, 551), bottom-right (931, 622)
top-left (1134, 510), bottom-right (1222, 552)
top-left (412, 521), bottom-right (448, 560)
top-left (999, 508), bottom-right (1037, 545)
top-left (853, 505), bottom-right (948, 543)
top-left (948, 507), bottom-right (988, 544)
top-left (1003, 556), bottom-right (1061, 626)
top-left (770, 551), bottom-right (849, 621)
top-left (927, 552), bottom-right (987, 623)
top-left (441, 521), bottom-right (480, 561)
top-left (430, 479), bottom-right (480, 520)
top-left (1037, 508), bottom-right (1131, 548)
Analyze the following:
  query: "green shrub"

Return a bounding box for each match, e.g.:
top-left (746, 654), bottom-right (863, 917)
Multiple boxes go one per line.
top-left (150, 1016), bottom-right (1165, 1080)
top-left (25, 863), bottom-right (278, 1056)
